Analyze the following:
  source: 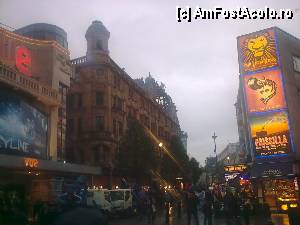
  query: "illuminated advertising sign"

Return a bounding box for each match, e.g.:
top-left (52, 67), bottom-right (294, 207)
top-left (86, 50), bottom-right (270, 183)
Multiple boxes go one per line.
top-left (238, 28), bottom-right (278, 73)
top-left (224, 164), bottom-right (247, 173)
top-left (0, 90), bottom-right (48, 158)
top-left (249, 111), bottom-right (291, 157)
top-left (244, 69), bottom-right (287, 113)
top-left (16, 46), bottom-right (32, 76)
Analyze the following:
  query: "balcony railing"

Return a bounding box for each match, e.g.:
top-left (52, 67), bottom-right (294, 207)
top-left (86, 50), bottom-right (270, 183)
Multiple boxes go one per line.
top-left (70, 56), bottom-right (87, 65)
top-left (0, 62), bottom-right (59, 106)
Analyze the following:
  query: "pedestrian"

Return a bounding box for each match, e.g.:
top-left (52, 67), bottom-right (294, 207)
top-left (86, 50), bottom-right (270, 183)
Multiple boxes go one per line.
top-left (224, 190), bottom-right (234, 225)
top-left (202, 200), bottom-right (213, 225)
top-left (232, 192), bottom-right (241, 225)
top-left (186, 189), bottom-right (199, 225)
top-left (146, 190), bottom-right (156, 225)
top-left (164, 191), bottom-right (172, 224)
top-left (242, 199), bottom-right (251, 225)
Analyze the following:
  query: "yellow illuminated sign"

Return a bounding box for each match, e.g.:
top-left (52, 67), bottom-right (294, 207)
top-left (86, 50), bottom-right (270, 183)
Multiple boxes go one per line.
top-left (224, 164), bottom-right (247, 172)
top-left (249, 111), bottom-right (291, 157)
top-left (24, 158), bottom-right (39, 168)
top-left (238, 29), bottom-right (278, 73)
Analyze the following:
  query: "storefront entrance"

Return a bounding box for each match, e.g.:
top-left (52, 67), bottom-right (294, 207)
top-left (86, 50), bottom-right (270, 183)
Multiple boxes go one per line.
top-left (262, 178), bottom-right (298, 212)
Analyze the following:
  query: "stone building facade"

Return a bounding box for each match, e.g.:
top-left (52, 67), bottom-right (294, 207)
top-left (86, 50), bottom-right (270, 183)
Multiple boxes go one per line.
top-left (66, 21), bottom-right (181, 175)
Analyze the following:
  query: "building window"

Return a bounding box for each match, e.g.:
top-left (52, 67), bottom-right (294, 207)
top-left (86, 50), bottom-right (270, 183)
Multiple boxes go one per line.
top-left (113, 96), bottom-right (123, 111)
top-left (293, 56), bottom-right (300, 73)
top-left (94, 146), bottom-right (100, 162)
top-left (96, 92), bottom-right (104, 106)
top-left (77, 118), bottom-right (82, 133)
top-left (118, 121), bottom-right (123, 136)
top-left (113, 75), bottom-right (121, 90)
top-left (96, 68), bottom-right (104, 78)
top-left (68, 94), bottom-right (75, 109)
top-left (113, 119), bottom-right (117, 136)
top-left (67, 119), bottom-right (74, 133)
top-left (96, 116), bottom-right (104, 131)
top-left (77, 93), bottom-right (82, 108)
top-left (96, 40), bottom-right (103, 50)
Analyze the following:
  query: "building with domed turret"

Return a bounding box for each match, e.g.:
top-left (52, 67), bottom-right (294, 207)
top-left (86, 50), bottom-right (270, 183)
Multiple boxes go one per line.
top-left (66, 21), bottom-right (181, 186)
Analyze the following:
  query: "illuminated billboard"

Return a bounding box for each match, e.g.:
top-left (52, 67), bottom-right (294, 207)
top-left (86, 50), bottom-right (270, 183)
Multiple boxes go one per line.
top-left (249, 111), bottom-right (291, 157)
top-left (16, 46), bottom-right (32, 77)
top-left (0, 90), bottom-right (48, 158)
top-left (244, 69), bottom-right (286, 113)
top-left (238, 28), bottom-right (278, 73)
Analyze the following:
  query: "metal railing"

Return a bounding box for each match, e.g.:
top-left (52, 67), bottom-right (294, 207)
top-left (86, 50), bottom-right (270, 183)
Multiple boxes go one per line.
top-left (70, 56), bottom-right (87, 65)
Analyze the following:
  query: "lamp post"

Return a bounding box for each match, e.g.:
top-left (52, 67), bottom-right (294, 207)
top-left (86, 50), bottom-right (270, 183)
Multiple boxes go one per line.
top-left (159, 142), bottom-right (163, 158)
top-left (212, 132), bottom-right (218, 183)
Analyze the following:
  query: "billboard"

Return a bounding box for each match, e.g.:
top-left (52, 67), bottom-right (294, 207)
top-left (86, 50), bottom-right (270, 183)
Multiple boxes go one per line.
top-left (243, 69), bottom-right (286, 113)
top-left (0, 90), bottom-right (48, 158)
top-left (249, 111), bottom-right (291, 157)
top-left (238, 28), bottom-right (278, 73)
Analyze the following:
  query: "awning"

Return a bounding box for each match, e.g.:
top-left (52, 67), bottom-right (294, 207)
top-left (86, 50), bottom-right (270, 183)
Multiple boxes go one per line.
top-left (250, 162), bottom-right (295, 179)
top-left (0, 154), bottom-right (102, 175)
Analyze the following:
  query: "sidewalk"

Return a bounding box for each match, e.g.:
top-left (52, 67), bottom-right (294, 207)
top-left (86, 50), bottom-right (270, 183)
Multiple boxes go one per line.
top-left (110, 211), bottom-right (290, 225)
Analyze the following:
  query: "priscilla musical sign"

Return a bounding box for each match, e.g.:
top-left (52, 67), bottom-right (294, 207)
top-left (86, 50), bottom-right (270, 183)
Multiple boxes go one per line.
top-left (249, 111), bottom-right (291, 157)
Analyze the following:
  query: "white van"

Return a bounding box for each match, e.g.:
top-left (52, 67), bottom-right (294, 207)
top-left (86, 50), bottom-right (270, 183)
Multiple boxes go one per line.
top-left (86, 189), bottom-right (112, 213)
top-left (109, 189), bottom-right (133, 214)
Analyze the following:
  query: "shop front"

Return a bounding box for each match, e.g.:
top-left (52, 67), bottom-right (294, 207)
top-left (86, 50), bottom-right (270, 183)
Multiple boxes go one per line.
top-left (0, 154), bottom-right (102, 222)
top-left (251, 162), bottom-right (299, 212)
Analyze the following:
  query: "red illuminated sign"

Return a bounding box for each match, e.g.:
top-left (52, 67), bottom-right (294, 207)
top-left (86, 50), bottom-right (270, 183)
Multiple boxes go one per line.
top-left (16, 46), bottom-right (31, 76)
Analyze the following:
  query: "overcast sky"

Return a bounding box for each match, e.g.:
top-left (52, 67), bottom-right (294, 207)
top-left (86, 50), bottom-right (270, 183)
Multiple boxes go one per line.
top-left (1, 0), bottom-right (300, 164)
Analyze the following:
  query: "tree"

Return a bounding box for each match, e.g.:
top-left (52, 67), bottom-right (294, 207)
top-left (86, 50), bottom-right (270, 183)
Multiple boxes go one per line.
top-left (117, 118), bottom-right (157, 181)
top-left (161, 136), bottom-right (190, 183)
top-left (189, 157), bottom-right (203, 185)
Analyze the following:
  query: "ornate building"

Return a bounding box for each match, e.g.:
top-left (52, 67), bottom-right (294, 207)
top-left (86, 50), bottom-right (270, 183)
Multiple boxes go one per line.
top-left (66, 21), bottom-right (181, 178)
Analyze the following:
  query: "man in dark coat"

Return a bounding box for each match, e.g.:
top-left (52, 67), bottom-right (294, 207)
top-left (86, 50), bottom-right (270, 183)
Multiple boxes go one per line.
top-left (186, 190), bottom-right (199, 225)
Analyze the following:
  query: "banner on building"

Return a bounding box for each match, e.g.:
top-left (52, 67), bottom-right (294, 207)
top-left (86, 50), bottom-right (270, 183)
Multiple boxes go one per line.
top-left (238, 28), bottom-right (278, 74)
top-left (249, 111), bottom-right (291, 157)
top-left (243, 69), bottom-right (286, 113)
top-left (0, 90), bottom-right (48, 159)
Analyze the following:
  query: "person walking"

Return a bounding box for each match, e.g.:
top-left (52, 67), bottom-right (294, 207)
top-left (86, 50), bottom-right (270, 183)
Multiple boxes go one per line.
top-left (202, 199), bottom-right (213, 225)
top-left (224, 190), bottom-right (234, 225)
top-left (242, 199), bottom-right (251, 225)
top-left (186, 189), bottom-right (199, 225)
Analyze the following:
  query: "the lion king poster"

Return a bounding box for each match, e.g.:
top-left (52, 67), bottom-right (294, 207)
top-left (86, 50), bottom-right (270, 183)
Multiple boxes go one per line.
top-left (243, 69), bottom-right (286, 113)
top-left (249, 111), bottom-right (291, 157)
top-left (238, 28), bottom-right (278, 73)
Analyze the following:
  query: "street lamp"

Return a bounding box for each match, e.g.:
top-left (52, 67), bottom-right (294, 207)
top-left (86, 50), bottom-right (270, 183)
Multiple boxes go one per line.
top-left (158, 142), bottom-right (163, 159)
top-left (212, 132), bottom-right (218, 183)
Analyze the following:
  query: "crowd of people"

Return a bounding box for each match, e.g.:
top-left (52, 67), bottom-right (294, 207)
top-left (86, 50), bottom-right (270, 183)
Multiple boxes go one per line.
top-left (130, 184), bottom-right (276, 225)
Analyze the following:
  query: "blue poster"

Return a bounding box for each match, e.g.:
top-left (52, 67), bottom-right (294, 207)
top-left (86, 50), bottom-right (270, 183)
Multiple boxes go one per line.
top-left (0, 90), bottom-right (48, 158)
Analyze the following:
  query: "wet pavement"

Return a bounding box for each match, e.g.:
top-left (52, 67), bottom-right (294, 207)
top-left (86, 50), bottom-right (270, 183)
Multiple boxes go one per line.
top-left (110, 212), bottom-right (290, 225)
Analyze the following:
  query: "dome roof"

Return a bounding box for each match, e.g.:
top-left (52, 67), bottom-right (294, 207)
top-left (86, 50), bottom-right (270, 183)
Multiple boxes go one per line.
top-left (85, 20), bottom-right (110, 39)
